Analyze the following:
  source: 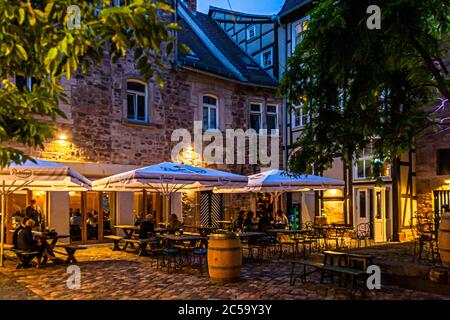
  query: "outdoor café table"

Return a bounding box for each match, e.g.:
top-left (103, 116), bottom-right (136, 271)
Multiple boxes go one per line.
top-left (113, 225), bottom-right (139, 238)
top-left (216, 220), bottom-right (234, 230)
top-left (32, 231), bottom-right (70, 265)
top-left (154, 227), bottom-right (182, 234)
top-left (234, 232), bottom-right (265, 240)
top-left (266, 229), bottom-right (309, 259)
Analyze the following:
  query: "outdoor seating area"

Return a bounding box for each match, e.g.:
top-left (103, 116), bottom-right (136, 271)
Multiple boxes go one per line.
top-left (0, 159), bottom-right (449, 301)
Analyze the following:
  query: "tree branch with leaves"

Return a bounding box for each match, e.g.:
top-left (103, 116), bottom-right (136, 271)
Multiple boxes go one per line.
top-left (0, 0), bottom-right (180, 167)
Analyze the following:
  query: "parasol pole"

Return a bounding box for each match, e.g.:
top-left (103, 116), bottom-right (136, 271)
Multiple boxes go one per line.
top-left (1, 181), bottom-right (6, 267)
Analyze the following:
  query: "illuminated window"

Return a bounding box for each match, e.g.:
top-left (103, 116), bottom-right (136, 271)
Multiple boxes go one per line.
top-left (292, 16), bottom-right (310, 52)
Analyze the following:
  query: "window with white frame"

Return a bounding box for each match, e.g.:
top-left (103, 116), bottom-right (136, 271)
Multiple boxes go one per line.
top-left (15, 76), bottom-right (37, 92)
top-left (247, 25), bottom-right (257, 40)
top-left (355, 147), bottom-right (391, 179)
top-left (266, 104), bottom-right (278, 132)
top-left (291, 16), bottom-right (310, 52)
top-left (126, 80), bottom-right (148, 123)
top-left (203, 95), bottom-right (219, 130)
top-left (249, 103), bottom-right (262, 133)
top-left (292, 105), bottom-right (309, 128)
top-left (261, 49), bottom-right (273, 68)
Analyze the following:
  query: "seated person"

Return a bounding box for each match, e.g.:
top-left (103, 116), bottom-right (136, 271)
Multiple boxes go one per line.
top-left (258, 211), bottom-right (271, 231)
top-left (12, 218), bottom-right (29, 249)
top-left (234, 210), bottom-right (246, 230)
top-left (139, 214), bottom-right (156, 239)
top-left (16, 219), bottom-right (46, 267)
top-left (275, 210), bottom-right (290, 229)
top-left (168, 214), bottom-right (182, 229)
top-left (243, 211), bottom-right (254, 232)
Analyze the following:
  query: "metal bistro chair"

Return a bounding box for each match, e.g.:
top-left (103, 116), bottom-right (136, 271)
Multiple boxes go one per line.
top-left (410, 216), bottom-right (439, 263)
top-left (350, 223), bottom-right (371, 248)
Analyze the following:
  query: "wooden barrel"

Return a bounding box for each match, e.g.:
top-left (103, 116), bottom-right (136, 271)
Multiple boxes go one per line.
top-left (438, 214), bottom-right (450, 267)
top-left (207, 233), bottom-right (242, 284)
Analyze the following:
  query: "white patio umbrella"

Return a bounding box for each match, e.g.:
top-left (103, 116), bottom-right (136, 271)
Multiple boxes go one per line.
top-left (0, 158), bottom-right (92, 266)
top-left (92, 162), bottom-right (248, 223)
top-left (214, 169), bottom-right (345, 211)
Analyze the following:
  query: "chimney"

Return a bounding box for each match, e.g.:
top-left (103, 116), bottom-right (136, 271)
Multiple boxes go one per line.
top-left (185, 0), bottom-right (197, 12)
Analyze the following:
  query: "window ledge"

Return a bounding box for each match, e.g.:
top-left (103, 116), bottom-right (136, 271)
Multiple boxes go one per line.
top-left (121, 120), bottom-right (162, 129)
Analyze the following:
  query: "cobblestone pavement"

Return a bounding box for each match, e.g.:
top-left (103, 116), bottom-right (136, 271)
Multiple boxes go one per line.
top-left (0, 245), bottom-right (448, 300)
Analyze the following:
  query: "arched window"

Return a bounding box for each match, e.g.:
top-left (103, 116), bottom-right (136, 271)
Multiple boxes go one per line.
top-left (126, 80), bottom-right (147, 123)
top-left (203, 95), bottom-right (218, 130)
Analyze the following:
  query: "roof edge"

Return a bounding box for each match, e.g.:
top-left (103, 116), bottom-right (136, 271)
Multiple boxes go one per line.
top-left (208, 5), bottom-right (273, 19)
top-left (178, 3), bottom-right (247, 82)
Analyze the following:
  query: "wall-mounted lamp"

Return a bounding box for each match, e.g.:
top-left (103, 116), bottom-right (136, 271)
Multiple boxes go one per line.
top-left (445, 179), bottom-right (450, 184)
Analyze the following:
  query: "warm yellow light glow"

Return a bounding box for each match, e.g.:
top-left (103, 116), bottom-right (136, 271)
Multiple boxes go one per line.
top-left (58, 134), bottom-right (68, 140)
top-left (329, 189), bottom-right (338, 195)
top-left (69, 191), bottom-right (76, 197)
top-left (35, 191), bottom-right (45, 196)
top-left (445, 180), bottom-right (450, 184)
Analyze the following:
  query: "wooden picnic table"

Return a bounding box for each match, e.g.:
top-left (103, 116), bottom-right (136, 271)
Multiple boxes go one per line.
top-left (113, 225), bottom-right (139, 237)
top-left (162, 234), bottom-right (206, 243)
top-left (154, 227), bottom-right (182, 234)
top-left (234, 232), bottom-right (265, 239)
top-left (32, 231), bottom-right (70, 265)
top-left (266, 229), bottom-right (308, 235)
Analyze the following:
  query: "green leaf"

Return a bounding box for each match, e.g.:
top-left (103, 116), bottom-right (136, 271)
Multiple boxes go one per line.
top-left (44, 2), bottom-right (54, 19)
top-left (15, 44), bottom-right (28, 60)
top-left (18, 8), bottom-right (25, 25)
top-left (47, 47), bottom-right (58, 61)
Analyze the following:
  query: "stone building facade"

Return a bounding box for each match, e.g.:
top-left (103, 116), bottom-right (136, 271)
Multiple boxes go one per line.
top-left (6, 0), bottom-right (282, 243)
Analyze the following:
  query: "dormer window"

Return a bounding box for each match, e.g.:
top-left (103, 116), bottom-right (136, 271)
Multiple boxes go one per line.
top-left (247, 25), bottom-right (257, 40)
top-left (261, 49), bottom-right (273, 68)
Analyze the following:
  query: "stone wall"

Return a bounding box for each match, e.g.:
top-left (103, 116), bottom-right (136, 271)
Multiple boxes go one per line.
top-left (21, 51), bottom-right (282, 175)
top-left (415, 95), bottom-right (450, 214)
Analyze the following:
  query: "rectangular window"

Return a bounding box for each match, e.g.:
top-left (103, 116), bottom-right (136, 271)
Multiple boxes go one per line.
top-left (261, 49), bottom-right (273, 68)
top-left (247, 25), bottom-right (257, 40)
top-left (126, 81), bottom-right (147, 123)
top-left (356, 159), bottom-right (373, 179)
top-left (292, 16), bottom-right (310, 52)
top-left (266, 104), bottom-right (278, 132)
top-left (292, 105), bottom-right (308, 128)
top-left (203, 95), bottom-right (219, 130)
top-left (437, 149), bottom-right (450, 175)
top-left (359, 191), bottom-right (366, 218)
top-left (250, 103), bottom-right (262, 133)
top-left (15, 76), bottom-right (37, 92)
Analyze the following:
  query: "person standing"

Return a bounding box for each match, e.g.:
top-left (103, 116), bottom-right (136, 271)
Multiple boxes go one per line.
top-left (25, 199), bottom-right (42, 228)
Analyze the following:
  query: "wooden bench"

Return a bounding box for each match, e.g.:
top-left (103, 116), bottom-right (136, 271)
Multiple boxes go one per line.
top-left (321, 265), bottom-right (369, 298)
top-left (104, 235), bottom-right (124, 251)
top-left (289, 259), bottom-right (325, 285)
top-left (54, 245), bottom-right (87, 264)
top-left (122, 238), bottom-right (158, 256)
top-left (11, 249), bottom-right (40, 269)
